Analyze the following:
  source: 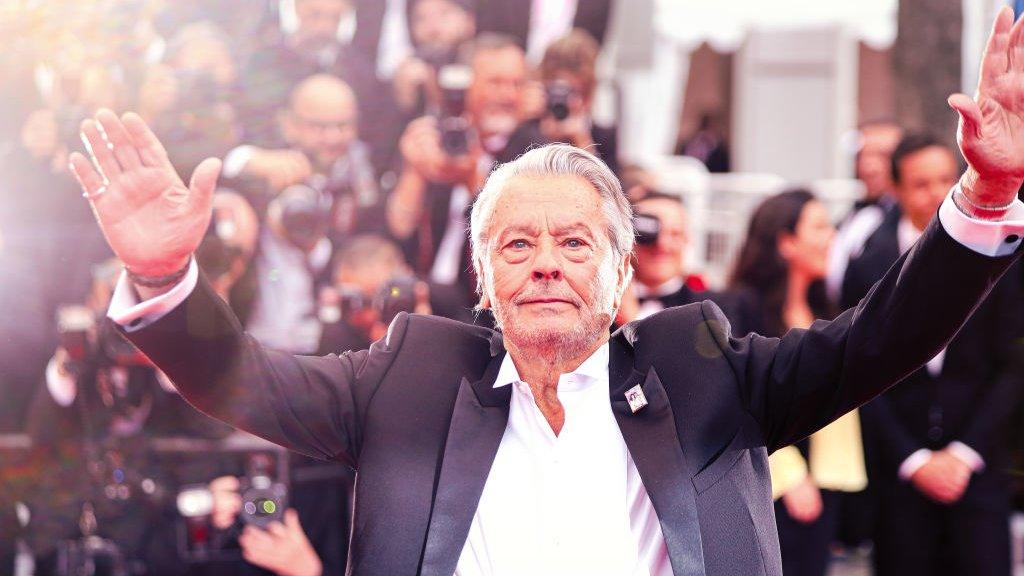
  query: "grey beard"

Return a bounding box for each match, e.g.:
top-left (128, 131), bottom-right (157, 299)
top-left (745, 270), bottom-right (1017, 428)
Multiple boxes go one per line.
top-left (495, 304), bottom-right (611, 364)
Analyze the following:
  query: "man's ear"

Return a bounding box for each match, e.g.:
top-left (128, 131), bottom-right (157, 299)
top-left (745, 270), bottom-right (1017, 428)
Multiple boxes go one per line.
top-left (613, 253), bottom-right (633, 310)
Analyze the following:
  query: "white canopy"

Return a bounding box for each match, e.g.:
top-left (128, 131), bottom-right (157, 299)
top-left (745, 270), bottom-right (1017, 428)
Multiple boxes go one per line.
top-left (654, 0), bottom-right (898, 52)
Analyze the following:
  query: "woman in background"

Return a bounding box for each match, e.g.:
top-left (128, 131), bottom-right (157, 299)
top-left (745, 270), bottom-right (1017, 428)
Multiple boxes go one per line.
top-left (728, 189), bottom-right (866, 576)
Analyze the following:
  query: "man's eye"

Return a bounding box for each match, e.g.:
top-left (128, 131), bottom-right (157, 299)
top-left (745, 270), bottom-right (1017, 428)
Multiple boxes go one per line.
top-left (564, 238), bottom-right (586, 248)
top-left (509, 240), bottom-right (530, 250)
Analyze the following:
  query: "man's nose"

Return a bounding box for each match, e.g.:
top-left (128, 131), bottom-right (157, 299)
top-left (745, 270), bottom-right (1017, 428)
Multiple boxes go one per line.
top-left (531, 246), bottom-right (562, 281)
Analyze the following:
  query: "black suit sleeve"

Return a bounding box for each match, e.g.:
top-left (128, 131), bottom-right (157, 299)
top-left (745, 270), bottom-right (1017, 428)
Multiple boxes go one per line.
top-left (118, 272), bottom-right (410, 465)
top-left (957, 262), bottom-right (1024, 455)
top-left (700, 218), bottom-right (1022, 453)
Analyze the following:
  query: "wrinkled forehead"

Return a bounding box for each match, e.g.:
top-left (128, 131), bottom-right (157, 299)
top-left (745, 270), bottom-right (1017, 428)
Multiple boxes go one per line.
top-left (487, 174), bottom-right (607, 240)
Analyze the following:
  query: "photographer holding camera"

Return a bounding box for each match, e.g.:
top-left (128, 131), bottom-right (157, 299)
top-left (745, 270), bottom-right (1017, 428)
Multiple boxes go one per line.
top-left (245, 182), bottom-right (334, 354)
top-left (223, 74), bottom-right (381, 238)
top-left (390, 0), bottom-right (477, 117)
top-left (317, 234), bottom-right (433, 354)
top-left (386, 33), bottom-right (548, 306)
top-left (537, 29), bottom-right (619, 175)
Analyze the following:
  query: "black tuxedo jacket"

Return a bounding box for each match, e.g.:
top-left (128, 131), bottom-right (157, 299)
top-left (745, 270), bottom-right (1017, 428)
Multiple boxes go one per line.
top-left (842, 209), bottom-right (1024, 495)
top-left (122, 219), bottom-right (1020, 575)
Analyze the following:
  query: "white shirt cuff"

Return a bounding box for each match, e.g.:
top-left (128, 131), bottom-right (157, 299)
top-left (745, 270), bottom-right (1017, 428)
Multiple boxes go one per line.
top-left (946, 441), bottom-right (986, 473)
top-left (899, 448), bottom-right (933, 481)
top-left (938, 185), bottom-right (1024, 257)
top-left (221, 145), bottom-right (257, 179)
top-left (46, 355), bottom-right (77, 407)
top-left (107, 258), bottom-right (200, 332)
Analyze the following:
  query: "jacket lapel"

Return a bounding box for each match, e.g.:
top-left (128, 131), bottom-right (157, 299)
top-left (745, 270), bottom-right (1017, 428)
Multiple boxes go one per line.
top-left (420, 348), bottom-right (510, 576)
top-left (609, 338), bottom-right (707, 575)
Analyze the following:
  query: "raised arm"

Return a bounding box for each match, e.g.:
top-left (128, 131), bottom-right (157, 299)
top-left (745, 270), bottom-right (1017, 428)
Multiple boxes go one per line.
top-left (948, 6), bottom-right (1024, 215)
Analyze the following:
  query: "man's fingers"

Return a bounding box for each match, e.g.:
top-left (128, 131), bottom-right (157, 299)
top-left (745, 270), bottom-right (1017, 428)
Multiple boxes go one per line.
top-left (96, 109), bottom-right (142, 171)
top-left (122, 111), bottom-right (171, 167)
top-left (980, 6), bottom-right (1014, 84)
top-left (80, 119), bottom-right (120, 181)
top-left (189, 157), bottom-right (222, 208)
top-left (69, 152), bottom-right (105, 199)
top-left (948, 94), bottom-right (983, 139)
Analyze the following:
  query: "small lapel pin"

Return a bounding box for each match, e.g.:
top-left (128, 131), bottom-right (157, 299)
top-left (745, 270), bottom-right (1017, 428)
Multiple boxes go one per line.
top-left (625, 384), bottom-right (648, 414)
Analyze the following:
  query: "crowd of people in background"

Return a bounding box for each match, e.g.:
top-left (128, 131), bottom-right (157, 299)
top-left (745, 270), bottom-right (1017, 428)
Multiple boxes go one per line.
top-left (0, 1), bottom-right (1022, 575)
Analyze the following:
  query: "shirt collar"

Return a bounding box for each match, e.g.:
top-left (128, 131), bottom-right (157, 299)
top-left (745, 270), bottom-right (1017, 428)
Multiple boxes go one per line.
top-left (493, 342), bottom-right (610, 389)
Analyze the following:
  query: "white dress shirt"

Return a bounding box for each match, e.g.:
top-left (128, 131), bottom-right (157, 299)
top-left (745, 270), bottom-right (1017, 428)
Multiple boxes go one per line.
top-left (455, 343), bottom-right (671, 576)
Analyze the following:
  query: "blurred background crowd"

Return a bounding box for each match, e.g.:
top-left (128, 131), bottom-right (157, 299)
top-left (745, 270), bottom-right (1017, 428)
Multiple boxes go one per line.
top-left (1, 0), bottom-right (1024, 575)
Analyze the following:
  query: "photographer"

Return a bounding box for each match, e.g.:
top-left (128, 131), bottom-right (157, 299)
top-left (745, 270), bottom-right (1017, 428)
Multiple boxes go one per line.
top-left (386, 33), bottom-right (548, 306)
top-left (23, 260), bottom-right (234, 575)
top-left (245, 184), bottom-right (334, 354)
top-left (537, 29), bottom-right (619, 175)
top-left (615, 191), bottom-right (700, 325)
top-left (222, 74), bottom-right (382, 238)
top-left (317, 234), bottom-right (432, 354)
top-left (390, 0), bottom-right (477, 117)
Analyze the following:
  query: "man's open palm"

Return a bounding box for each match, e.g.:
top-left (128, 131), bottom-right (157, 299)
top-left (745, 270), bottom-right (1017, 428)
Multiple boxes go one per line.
top-left (950, 6), bottom-right (1024, 202)
top-left (69, 109), bottom-right (221, 277)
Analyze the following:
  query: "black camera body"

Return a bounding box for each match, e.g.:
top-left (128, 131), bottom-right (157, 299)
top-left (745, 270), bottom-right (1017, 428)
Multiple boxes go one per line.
top-left (239, 477), bottom-right (288, 529)
top-left (334, 276), bottom-right (419, 326)
top-left (437, 64), bottom-right (474, 157)
top-left (546, 80), bottom-right (576, 121)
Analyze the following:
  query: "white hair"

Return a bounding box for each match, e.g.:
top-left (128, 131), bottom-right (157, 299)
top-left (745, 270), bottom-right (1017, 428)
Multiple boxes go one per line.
top-left (469, 143), bottom-right (635, 304)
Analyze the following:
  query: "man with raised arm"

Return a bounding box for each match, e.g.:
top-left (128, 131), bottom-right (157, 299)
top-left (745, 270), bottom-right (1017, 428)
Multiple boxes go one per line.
top-left (69, 9), bottom-right (1024, 575)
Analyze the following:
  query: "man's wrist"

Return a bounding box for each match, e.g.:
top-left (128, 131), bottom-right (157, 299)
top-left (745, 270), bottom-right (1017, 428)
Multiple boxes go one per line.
top-left (958, 168), bottom-right (1021, 220)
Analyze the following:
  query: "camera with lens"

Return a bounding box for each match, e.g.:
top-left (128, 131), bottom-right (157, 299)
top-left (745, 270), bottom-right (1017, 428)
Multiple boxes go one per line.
top-left (545, 80), bottom-right (576, 122)
top-left (634, 213), bottom-right (661, 246)
top-left (269, 184), bottom-right (331, 250)
top-left (176, 453), bottom-right (287, 562)
top-left (329, 276), bottom-right (420, 327)
top-left (238, 454), bottom-right (287, 529)
top-left (437, 64), bottom-right (474, 157)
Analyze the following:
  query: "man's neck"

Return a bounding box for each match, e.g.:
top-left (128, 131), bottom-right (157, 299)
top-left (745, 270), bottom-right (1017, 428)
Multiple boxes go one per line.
top-left (504, 334), bottom-right (608, 436)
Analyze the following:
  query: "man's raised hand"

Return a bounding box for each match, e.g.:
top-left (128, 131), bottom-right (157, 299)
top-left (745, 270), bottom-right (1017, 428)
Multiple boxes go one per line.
top-left (68, 109), bottom-right (221, 278)
top-left (949, 6), bottom-right (1024, 207)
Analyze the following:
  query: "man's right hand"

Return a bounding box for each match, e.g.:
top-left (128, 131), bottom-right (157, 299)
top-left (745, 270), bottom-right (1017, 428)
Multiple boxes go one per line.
top-left (69, 109), bottom-right (221, 279)
top-left (910, 451), bottom-right (971, 504)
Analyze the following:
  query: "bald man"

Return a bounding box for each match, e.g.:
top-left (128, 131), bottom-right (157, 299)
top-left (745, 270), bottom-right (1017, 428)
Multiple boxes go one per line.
top-left (223, 74), bottom-right (382, 231)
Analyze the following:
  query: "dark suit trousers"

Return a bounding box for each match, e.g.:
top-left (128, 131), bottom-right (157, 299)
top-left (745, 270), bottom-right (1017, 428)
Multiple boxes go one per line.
top-left (872, 474), bottom-right (1011, 576)
top-left (775, 489), bottom-right (841, 576)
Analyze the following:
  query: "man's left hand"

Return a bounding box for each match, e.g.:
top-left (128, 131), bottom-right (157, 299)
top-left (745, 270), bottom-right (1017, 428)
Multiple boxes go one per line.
top-left (950, 6), bottom-right (1024, 207)
top-left (238, 508), bottom-right (322, 576)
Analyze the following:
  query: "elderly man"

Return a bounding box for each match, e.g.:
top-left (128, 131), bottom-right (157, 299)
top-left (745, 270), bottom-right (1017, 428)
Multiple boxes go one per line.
top-left (69, 9), bottom-right (1024, 575)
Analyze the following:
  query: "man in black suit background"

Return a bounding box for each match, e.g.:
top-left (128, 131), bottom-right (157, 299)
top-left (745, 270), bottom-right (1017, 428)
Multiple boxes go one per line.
top-left (66, 8), bottom-right (1024, 574)
top-left (842, 133), bottom-right (1024, 575)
